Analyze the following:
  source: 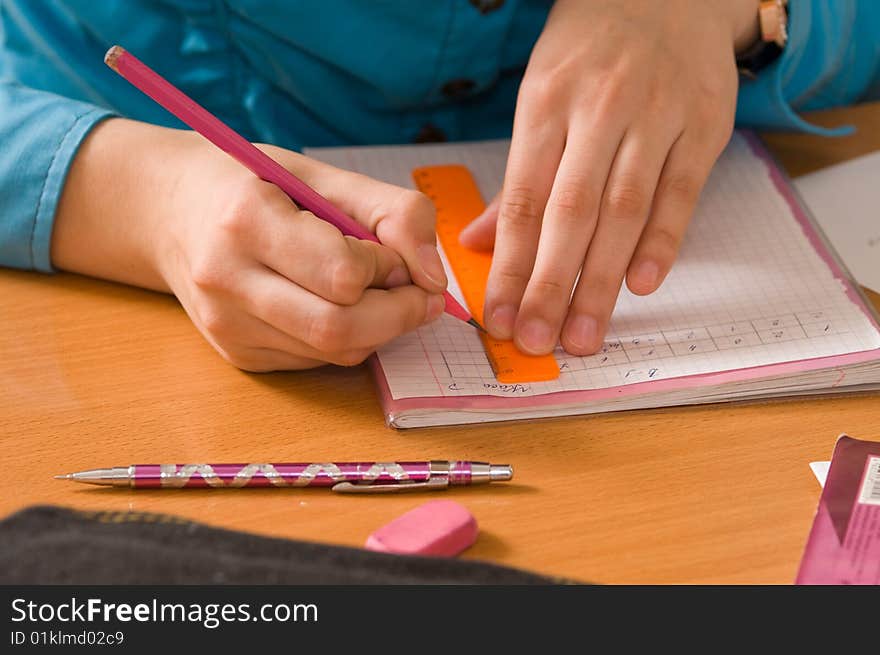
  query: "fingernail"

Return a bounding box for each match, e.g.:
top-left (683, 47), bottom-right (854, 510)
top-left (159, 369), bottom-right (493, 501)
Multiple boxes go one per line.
top-left (488, 304), bottom-right (517, 340)
top-left (417, 243), bottom-right (448, 288)
top-left (634, 260), bottom-right (659, 290)
top-left (564, 315), bottom-right (598, 353)
top-left (458, 211), bottom-right (485, 241)
top-left (458, 221), bottom-right (476, 242)
top-left (425, 294), bottom-right (445, 323)
top-left (384, 266), bottom-right (409, 288)
top-left (517, 319), bottom-right (555, 354)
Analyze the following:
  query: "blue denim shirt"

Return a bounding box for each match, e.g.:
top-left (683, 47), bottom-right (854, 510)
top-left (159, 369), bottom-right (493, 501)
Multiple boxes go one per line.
top-left (1, 0), bottom-right (878, 272)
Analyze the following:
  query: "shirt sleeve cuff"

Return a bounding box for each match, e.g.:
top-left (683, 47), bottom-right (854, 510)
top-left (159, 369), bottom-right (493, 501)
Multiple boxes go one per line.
top-left (735, 0), bottom-right (856, 137)
top-left (31, 108), bottom-right (117, 273)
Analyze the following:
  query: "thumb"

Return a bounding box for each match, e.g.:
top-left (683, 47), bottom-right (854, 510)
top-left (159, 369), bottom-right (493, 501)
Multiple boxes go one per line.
top-left (279, 152), bottom-right (447, 294)
top-left (371, 188), bottom-right (448, 295)
top-left (458, 192), bottom-right (499, 251)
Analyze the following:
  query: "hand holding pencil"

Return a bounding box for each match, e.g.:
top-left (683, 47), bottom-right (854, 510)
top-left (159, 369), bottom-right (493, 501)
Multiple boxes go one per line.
top-left (52, 46), bottom-right (474, 372)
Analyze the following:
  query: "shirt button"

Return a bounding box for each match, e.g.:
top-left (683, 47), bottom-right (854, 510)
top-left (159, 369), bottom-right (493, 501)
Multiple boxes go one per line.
top-left (441, 78), bottom-right (476, 99)
top-left (414, 123), bottom-right (447, 143)
top-left (469, 0), bottom-right (505, 14)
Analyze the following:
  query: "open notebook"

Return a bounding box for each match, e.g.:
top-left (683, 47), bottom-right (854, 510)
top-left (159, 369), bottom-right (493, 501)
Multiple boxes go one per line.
top-left (305, 132), bottom-right (880, 428)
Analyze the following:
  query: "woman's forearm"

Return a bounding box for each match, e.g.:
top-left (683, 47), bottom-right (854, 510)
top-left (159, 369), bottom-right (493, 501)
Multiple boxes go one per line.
top-left (51, 117), bottom-right (196, 292)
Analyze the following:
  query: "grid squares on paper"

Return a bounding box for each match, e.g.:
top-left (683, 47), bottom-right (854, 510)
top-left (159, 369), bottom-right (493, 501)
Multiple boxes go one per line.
top-left (305, 133), bottom-right (880, 401)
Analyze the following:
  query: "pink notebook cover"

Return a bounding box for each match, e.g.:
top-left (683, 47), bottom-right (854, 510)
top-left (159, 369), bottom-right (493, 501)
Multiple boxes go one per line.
top-left (796, 434), bottom-right (880, 584)
top-left (369, 131), bottom-right (880, 424)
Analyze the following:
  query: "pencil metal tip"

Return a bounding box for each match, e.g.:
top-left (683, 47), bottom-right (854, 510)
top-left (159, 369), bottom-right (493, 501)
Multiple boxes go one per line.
top-left (467, 317), bottom-right (487, 333)
top-left (54, 474), bottom-right (71, 480)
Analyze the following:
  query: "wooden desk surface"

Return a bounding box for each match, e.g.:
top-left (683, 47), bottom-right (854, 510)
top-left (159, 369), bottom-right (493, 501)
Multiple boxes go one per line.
top-left (2, 103), bottom-right (879, 585)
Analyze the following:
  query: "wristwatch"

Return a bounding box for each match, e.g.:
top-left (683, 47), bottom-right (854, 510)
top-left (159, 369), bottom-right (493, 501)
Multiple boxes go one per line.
top-left (736, 0), bottom-right (789, 79)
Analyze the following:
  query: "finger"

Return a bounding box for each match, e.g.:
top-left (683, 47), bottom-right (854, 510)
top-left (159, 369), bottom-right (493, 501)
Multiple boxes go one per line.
top-left (247, 310), bottom-right (375, 367)
top-left (237, 270), bottom-right (446, 353)
top-left (318, 167), bottom-right (447, 294)
top-left (483, 108), bottom-right (566, 339)
top-left (369, 187), bottom-right (448, 295)
top-left (303, 157), bottom-right (447, 293)
top-left (561, 126), bottom-right (681, 355)
top-left (625, 132), bottom-right (721, 296)
top-left (242, 346), bottom-right (377, 371)
top-left (258, 146), bottom-right (445, 294)
top-left (185, 295), bottom-right (326, 371)
top-left (511, 123), bottom-right (623, 355)
top-left (224, 347), bottom-right (326, 373)
top-left (234, 185), bottom-right (408, 304)
top-left (197, 303), bottom-right (377, 369)
top-left (458, 192), bottom-right (500, 251)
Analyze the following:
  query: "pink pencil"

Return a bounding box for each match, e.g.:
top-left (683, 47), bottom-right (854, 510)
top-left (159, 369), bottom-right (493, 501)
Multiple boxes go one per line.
top-left (103, 45), bottom-right (482, 331)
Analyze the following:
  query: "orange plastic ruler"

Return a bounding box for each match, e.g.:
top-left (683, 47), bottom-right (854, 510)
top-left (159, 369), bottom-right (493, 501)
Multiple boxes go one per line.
top-left (412, 164), bottom-right (559, 384)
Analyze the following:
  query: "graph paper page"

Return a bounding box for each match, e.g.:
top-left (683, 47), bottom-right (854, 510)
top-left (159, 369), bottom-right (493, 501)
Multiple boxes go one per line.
top-left (305, 133), bottom-right (880, 401)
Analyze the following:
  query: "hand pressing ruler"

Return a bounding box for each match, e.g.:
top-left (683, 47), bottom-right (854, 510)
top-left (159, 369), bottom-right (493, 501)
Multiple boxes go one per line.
top-left (412, 164), bottom-right (559, 384)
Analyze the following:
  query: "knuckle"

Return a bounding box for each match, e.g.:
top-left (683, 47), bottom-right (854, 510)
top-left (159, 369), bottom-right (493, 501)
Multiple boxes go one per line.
top-left (401, 189), bottom-right (436, 218)
top-left (198, 306), bottom-right (234, 340)
top-left (520, 74), bottom-right (560, 109)
top-left (605, 180), bottom-right (650, 220)
top-left (529, 276), bottom-right (571, 300)
top-left (491, 265), bottom-right (532, 292)
top-left (499, 186), bottom-right (542, 229)
top-left (190, 253), bottom-right (231, 292)
top-left (389, 189), bottom-right (437, 230)
top-left (659, 171), bottom-right (701, 205)
top-left (218, 179), bottom-right (268, 236)
top-left (590, 71), bottom-right (629, 113)
top-left (547, 184), bottom-right (595, 225)
top-left (582, 270), bottom-right (620, 295)
top-left (645, 225), bottom-right (683, 260)
top-left (305, 307), bottom-right (349, 352)
top-left (327, 253), bottom-right (368, 305)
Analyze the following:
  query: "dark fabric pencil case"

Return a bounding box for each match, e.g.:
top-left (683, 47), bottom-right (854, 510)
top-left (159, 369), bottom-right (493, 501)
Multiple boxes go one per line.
top-left (0, 505), bottom-right (571, 585)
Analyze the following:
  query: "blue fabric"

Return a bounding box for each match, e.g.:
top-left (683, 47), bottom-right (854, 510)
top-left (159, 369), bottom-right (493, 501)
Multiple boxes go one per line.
top-left (736, 0), bottom-right (880, 136)
top-left (1, 0), bottom-right (878, 272)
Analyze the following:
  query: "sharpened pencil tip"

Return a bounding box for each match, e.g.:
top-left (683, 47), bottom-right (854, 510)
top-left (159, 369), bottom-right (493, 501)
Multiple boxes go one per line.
top-left (467, 317), bottom-right (487, 333)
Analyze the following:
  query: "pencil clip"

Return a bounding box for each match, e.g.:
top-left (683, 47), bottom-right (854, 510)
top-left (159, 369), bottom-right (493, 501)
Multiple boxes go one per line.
top-left (331, 477), bottom-right (449, 494)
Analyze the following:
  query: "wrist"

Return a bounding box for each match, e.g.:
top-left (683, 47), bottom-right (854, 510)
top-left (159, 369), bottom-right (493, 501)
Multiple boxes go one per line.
top-left (720, 0), bottom-right (762, 55)
top-left (53, 118), bottom-right (192, 292)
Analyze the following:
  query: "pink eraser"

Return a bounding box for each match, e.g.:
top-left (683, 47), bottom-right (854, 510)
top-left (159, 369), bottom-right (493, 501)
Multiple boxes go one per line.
top-left (365, 499), bottom-right (478, 557)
